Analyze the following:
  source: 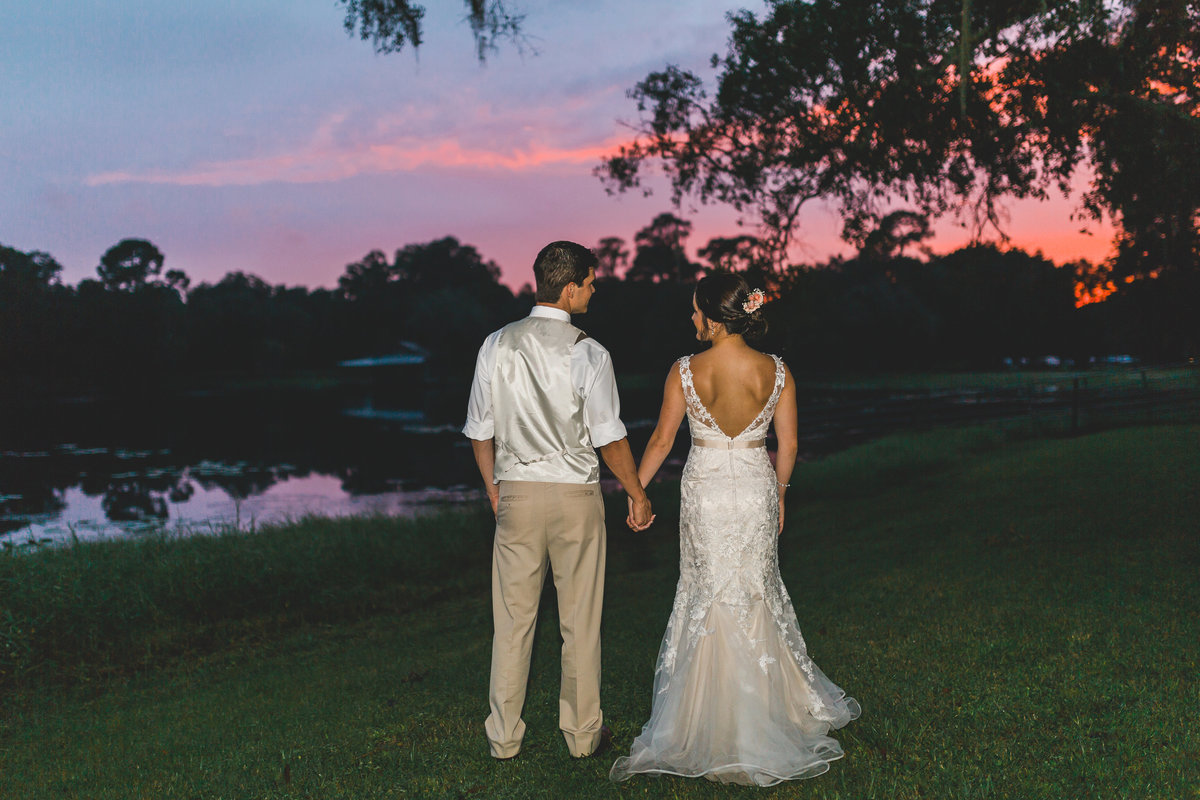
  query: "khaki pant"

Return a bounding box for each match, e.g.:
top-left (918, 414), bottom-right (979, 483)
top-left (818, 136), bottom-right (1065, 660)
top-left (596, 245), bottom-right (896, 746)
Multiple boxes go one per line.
top-left (485, 480), bottom-right (607, 758)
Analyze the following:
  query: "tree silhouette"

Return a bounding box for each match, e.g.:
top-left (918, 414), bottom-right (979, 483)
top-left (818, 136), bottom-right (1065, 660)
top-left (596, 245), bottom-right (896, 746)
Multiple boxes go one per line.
top-left (697, 235), bottom-right (773, 273)
top-left (70, 240), bottom-right (188, 387)
top-left (97, 239), bottom-right (167, 293)
top-left (846, 211), bottom-right (934, 261)
top-left (337, 249), bottom-right (393, 303)
top-left (598, 0), bottom-right (1200, 279)
top-left (391, 237), bottom-right (514, 360)
top-left (187, 272), bottom-right (334, 371)
top-left (163, 269), bottom-right (190, 297)
top-left (774, 243), bottom-right (1081, 370)
top-left (627, 213), bottom-right (699, 283)
top-left (594, 236), bottom-right (629, 279)
top-left (0, 245), bottom-right (69, 382)
top-left (0, 246), bottom-right (63, 291)
top-left (329, 237), bottom-right (515, 361)
top-left (392, 236), bottom-right (501, 290)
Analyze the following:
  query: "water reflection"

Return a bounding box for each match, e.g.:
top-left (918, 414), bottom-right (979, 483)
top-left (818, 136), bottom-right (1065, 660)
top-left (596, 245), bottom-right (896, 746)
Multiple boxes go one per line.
top-left (0, 377), bottom-right (685, 549)
top-left (101, 481), bottom-right (169, 522)
top-left (0, 449), bottom-right (486, 548)
top-left (0, 387), bottom-right (492, 548)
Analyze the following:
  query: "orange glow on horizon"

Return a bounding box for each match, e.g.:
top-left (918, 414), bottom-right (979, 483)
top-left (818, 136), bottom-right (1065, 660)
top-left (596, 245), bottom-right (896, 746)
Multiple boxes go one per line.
top-left (1075, 280), bottom-right (1118, 307)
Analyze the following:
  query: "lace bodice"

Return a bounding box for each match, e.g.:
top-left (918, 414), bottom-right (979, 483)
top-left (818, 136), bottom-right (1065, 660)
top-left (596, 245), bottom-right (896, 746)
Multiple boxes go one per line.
top-left (678, 354), bottom-right (785, 441)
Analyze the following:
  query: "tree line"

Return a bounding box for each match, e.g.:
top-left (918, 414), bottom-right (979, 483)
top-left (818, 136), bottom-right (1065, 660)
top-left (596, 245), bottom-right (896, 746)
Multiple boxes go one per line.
top-left (5, 1), bottom-right (1195, 396)
top-left (2, 208), bottom-right (1194, 401)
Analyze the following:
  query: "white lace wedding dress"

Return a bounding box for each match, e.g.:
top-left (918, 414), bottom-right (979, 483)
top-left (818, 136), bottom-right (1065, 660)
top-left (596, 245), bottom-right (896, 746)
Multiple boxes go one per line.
top-left (610, 354), bottom-right (860, 786)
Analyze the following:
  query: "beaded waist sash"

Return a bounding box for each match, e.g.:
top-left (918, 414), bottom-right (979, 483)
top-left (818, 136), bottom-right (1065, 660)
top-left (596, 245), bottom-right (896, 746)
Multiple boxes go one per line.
top-left (691, 438), bottom-right (766, 450)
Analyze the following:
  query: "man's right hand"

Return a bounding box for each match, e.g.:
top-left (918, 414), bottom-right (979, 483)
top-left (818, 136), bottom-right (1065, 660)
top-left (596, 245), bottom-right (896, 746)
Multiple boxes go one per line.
top-left (627, 495), bottom-right (654, 531)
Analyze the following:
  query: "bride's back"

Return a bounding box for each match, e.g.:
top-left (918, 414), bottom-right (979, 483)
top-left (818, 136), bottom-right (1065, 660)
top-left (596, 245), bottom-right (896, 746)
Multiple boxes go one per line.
top-left (688, 347), bottom-right (778, 437)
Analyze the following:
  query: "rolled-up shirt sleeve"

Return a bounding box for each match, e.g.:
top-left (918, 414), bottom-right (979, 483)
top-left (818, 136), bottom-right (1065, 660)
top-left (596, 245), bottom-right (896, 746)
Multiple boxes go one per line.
top-left (462, 331), bottom-right (500, 440)
top-left (575, 340), bottom-right (628, 448)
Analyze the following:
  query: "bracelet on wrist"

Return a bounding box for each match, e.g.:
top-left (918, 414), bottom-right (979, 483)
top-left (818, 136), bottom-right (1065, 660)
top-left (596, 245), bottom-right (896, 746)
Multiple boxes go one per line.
top-left (777, 481), bottom-right (789, 489)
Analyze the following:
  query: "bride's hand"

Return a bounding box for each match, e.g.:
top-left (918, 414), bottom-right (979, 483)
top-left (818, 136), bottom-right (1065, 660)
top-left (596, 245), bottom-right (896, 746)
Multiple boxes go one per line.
top-left (777, 495), bottom-right (785, 535)
top-left (628, 495), bottom-right (654, 531)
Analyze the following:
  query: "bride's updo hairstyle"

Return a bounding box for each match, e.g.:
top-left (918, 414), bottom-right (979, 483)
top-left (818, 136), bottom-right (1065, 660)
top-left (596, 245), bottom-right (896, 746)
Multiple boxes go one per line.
top-left (695, 271), bottom-right (768, 342)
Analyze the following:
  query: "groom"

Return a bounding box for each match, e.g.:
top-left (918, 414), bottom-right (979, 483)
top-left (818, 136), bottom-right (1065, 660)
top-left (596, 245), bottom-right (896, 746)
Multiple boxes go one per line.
top-left (464, 240), bottom-right (653, 760)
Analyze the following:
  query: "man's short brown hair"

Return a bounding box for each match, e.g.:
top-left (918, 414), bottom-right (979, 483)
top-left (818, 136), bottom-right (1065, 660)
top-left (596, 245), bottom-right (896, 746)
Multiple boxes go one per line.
top-left (533, 241), bottom-right (598, 303)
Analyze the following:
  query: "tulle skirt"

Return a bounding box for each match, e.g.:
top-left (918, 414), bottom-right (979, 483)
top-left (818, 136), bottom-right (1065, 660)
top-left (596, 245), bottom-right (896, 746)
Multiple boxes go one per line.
top-left (610, 596), bottom-right (861, 786)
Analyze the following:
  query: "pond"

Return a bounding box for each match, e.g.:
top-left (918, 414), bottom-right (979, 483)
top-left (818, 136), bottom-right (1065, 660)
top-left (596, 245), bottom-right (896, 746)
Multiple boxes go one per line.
top-left (2, 372), bottom-right (1096, 549)
top-left (0, 382), bottom-right (677, 549)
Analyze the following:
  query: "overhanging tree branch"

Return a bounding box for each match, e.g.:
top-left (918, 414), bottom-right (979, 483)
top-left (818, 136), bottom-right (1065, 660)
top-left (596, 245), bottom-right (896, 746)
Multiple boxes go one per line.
top-left (597, 0), bottom-right (1199, 279)
top-left (339, 0), bottom-right (528, 60)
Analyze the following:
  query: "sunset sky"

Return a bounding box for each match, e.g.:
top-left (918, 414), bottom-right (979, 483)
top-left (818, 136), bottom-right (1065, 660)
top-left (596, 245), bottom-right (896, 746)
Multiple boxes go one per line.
top-left (2, 0), bottom-right (1115, 291)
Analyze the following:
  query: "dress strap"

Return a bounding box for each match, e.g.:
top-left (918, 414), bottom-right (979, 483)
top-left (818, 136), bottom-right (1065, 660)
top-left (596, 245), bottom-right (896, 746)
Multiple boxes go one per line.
top-left (676, 356), bottom-right (692, 406)
top-left (771, 354), bottom-right (785, 392)
top-left (678, 356), bottom-right (723, 434)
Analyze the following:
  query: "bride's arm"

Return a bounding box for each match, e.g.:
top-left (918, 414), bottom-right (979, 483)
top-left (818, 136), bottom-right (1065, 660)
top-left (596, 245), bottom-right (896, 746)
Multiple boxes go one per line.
top-left (773, 365), bottom-right (798, 532)
top-left (637, 362), bottom-right (687, 488)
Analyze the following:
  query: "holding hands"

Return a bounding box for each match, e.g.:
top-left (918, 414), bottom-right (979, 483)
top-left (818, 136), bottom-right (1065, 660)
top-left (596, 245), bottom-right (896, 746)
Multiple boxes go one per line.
top-left (596, 437), bottom-right (655, 533)
top-left (627, 494), bottom-right (655, 532)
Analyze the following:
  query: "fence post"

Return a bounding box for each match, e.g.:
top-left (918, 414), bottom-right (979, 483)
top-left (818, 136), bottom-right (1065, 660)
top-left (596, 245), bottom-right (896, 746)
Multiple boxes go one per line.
top-left (1142, 369), bottom-right (1152, 424)
top-left (1071, 377), bottom-right (1079, 434)
top-left (1083, 377), bottom-right (1089, 429)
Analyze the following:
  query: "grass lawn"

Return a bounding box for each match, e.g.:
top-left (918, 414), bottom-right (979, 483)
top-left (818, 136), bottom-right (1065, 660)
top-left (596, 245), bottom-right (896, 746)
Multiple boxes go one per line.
top-left (2, 425), bottom-right (1199, 799)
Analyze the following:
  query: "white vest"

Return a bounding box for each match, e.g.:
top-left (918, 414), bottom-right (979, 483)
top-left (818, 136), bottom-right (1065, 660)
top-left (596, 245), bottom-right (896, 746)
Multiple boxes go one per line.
top-left (492, 315), bottom-right (600, 484)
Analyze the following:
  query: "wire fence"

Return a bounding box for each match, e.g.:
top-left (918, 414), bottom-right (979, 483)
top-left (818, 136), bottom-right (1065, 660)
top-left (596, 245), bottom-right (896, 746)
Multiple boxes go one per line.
top-left (792, 364), bottom-right (1200, 456)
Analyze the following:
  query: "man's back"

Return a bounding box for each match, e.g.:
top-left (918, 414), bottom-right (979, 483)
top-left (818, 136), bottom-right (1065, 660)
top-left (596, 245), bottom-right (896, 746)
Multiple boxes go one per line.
top-left (492, 315), bottom-right (598, 484)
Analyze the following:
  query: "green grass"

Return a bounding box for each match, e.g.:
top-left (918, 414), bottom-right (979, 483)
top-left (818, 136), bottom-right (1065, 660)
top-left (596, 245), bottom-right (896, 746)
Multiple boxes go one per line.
top-left (0, 507), bottom-right (496, 691)
top-left (2, 425), bottom-right (1199, 799)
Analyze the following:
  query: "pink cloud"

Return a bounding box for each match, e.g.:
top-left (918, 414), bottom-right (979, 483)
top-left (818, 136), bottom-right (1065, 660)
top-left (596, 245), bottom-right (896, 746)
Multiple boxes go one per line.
top-left (85, 133), bottom-right (627, 188)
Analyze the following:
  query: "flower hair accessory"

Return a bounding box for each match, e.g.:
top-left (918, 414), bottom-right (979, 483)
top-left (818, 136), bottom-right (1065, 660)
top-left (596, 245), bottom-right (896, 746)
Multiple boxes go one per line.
top-left (742, 288), bottom-right (766, 314)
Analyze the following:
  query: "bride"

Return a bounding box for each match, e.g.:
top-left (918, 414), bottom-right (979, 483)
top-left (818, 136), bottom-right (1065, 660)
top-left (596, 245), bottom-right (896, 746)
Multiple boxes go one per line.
top-left (611, 272), bottom-right (860, 786)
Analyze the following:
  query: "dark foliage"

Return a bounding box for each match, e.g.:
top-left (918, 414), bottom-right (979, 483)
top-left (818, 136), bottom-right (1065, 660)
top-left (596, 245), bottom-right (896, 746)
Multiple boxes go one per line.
top-left (0, 236), bottom-right (525, 397)
top-left (0, 221), bottom-right (1194, 404)
top-left (339, 0), bottom-right (526, 61)
top-left (599, 0), bottom-right (1200, 286)
top-left (626, 212), bottom-right (701, 283)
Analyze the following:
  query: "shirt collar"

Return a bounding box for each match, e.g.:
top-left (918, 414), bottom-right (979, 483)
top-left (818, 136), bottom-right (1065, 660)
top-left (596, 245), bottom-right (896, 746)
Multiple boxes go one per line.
top-left (529, 305), bottom-right (571, 323)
